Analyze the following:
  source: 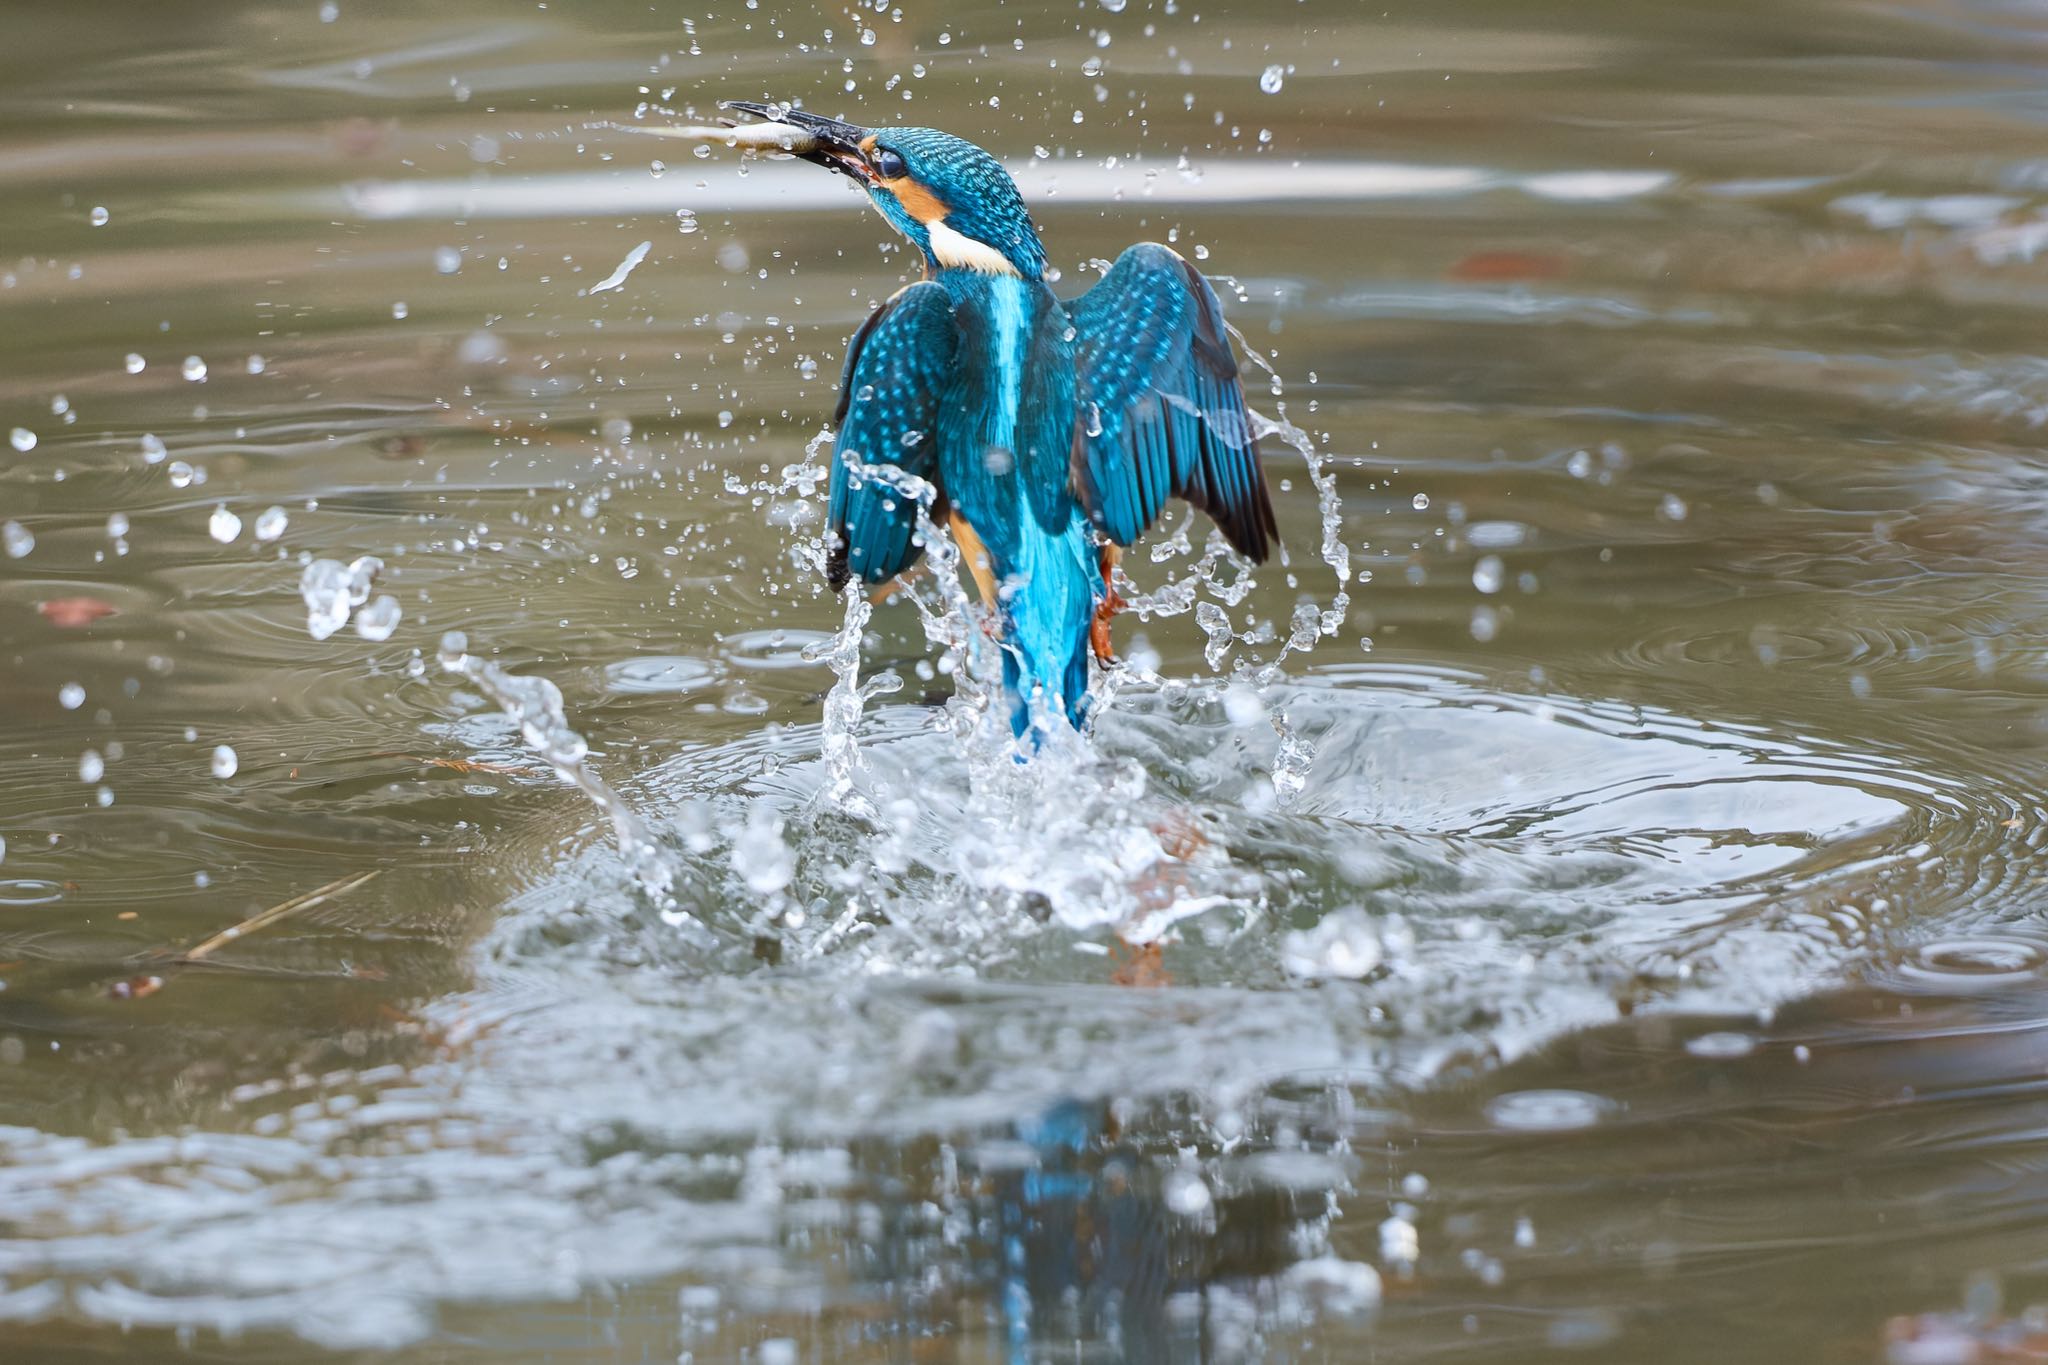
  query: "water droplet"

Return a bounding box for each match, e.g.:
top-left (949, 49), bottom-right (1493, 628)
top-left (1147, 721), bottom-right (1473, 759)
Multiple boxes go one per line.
top-left (433, 245), bottom-right (462, 274)
top-left (124, 352), bottom-right (145, 374)
top-left (391, 301), bottom-right (409, 320)
top-left (207, 505), bottom-right (242, 543)
top-left (1411, 492), bottom-right (1430, 511)
top-left (1259, 64), bottom-right (1286, 94)
top-left (355, 594), bottom-right (402, 641)
top-left (1281, 908), bottom-right (1382, 979)
top-left (1472, 555), bottom-right (1503, 594)
top-left (1222, 684), bottom-right (1265, 725)
top-left (245, 354), bottom-right (266, 375)
top-left (1379, 1213), bottom-right (1419, 1270)
top-left (1163, 1169), bottom-right (1212, 1217)
top-left (79, 749), bottom-right (105, 784)
top-left (733, 809), bottom-right (794, 896)
top-left (210, 745), bottom-right (238, 779)
top-left (859, 26), bottom-right (876, 44)
top-left (1286, 1257), bottom-right (1381, 1320)
top-left (166, 460), bottom-right (195, 488)
top-left (1659, 492), bottom-right (1688, 521)
top-left (58, 683), bottom-right (84, 710)
top-left (1, 521), bottom-right (33, 558)
top-left (1195, 601), bottom-right (1234, 669)
top-left (344, 556), bottom-right (382, 606)
top-left (253, 506), bottom-right (289, 542)
top-left (319, 1), bottom-right (339, 21)
top-left (300, 558), bottom-right (354, 640)
top-left (140, 433), bottom-right (166, 463)
top-left (675, 208), bottom-right (699, 235)
top-left (88, 206), bottom-right (108, 227)
top-left (1098, 0), bottom-right (1126, 11)
top-left (105, 512), bottom-right (128, 538)
top-left (181, 355), bottom-right (207, 382)
top-left (8, 428), bottom-right (34, 452)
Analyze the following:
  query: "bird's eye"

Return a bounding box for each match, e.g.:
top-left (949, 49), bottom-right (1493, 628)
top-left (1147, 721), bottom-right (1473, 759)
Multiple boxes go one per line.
top-left (872, 148), bottom-right (907, 180)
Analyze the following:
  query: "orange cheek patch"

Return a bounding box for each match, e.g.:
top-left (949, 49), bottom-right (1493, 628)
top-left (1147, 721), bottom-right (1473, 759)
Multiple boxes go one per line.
top-left (885, 177), bottom-right (948, 224)
top-left (858, 134), bottom-right (877, 155)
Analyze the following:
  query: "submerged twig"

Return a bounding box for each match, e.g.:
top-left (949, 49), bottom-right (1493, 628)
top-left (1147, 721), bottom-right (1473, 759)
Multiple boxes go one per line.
top-left (181, 870), bottom-right (382, 964)
top-left (109, 869), bottom-right (384, 1000)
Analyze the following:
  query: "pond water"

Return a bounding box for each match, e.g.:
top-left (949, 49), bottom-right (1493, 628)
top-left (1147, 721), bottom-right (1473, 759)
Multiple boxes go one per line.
top-left (5, 0), bottom-right (2048, 1359)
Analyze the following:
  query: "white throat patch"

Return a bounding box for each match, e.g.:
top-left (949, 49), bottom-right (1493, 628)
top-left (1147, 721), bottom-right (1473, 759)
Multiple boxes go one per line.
top-left (927, 218), bottom-right (1021, 276)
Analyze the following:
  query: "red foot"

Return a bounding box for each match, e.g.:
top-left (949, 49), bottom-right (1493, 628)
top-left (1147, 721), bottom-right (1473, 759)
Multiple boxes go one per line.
top-left (1091, 548), bottom-right (1125, 664)
top-left (1109, 938), bottom-right (1172, 988)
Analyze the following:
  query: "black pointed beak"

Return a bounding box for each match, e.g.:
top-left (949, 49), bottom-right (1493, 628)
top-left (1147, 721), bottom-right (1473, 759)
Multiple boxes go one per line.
top-left (720, 100), bottom-right (874, 183)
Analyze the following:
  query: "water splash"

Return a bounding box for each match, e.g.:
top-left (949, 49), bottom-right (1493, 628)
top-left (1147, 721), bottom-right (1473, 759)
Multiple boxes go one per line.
top-left (300, 555), bottom-right (383, 641)
top-left (760, 436), bottom-right (1242, 942)
top-left (805, 583), bottom-right (902, 821)
top-left (1234, 346), bottom-right (1356, 807)
top-left (736, 354), bottom-right (1352, 933)
top-left (1269, 704), bottom-right (1316, 805)
top-left (436, 631), bottom-right (690, 925)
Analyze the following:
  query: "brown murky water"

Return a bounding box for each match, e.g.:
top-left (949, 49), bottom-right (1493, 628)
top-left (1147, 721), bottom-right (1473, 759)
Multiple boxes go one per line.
top-left (6, 0), bottom-right (2048, 1360)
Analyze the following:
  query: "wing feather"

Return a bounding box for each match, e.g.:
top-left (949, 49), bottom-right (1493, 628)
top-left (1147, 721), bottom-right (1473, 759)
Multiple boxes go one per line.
top-left (825, 282), bottom-right (959, 590)
top-left (1068, 243), bottom-right (1277, 561)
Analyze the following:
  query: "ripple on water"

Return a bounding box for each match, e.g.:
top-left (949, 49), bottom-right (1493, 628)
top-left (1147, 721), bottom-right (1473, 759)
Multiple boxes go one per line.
top-left (0, 880), bottom-right (65, 907)
top-left (1895, 936), bottom-right (2048, 992)
top-left (718, 627), bottom-right (833, 670)
top-left (1685, 1030), bottom-right (1760, 1059)
top-left (0, 663), bottom-right (1998, 1351)
top-left (1484, 1089), bottom-right (1622, 1132)
top-left (600, 654), bottom-right (724, 695)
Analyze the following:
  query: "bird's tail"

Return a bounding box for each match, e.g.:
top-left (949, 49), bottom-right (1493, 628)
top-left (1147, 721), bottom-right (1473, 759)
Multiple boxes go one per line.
top-left (1001, 518), bottom-right (1101, 740)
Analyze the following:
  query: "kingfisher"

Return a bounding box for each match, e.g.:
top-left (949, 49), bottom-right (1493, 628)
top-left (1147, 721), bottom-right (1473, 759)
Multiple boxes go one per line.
top-left (692, 102), bottom-right (1277, 739)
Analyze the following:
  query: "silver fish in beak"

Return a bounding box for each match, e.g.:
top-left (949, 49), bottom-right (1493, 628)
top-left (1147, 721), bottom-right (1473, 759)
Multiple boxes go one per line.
top-left (613, 101), bottom-right (880, 184)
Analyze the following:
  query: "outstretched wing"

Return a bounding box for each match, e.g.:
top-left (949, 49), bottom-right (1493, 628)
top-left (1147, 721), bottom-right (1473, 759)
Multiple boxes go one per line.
top-left (826, 282), bottom-right (959, 590)
top-left (1068, 243), bottom-right (1277, 561)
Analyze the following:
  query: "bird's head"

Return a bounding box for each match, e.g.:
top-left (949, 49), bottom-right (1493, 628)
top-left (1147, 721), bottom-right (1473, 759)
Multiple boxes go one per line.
top-left (724, 101), bottom-right (1046, 280)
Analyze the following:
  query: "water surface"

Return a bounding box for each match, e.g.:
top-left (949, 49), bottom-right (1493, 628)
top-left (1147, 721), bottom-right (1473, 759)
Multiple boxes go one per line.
top-left (5, 1), bottom-right (2048, 1359)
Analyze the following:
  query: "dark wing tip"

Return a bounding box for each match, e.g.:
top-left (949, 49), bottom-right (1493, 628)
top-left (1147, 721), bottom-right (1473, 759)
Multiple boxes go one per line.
top-left (1203, 478), bottom-right (1278, 564)
top-left (1240, 434), bottom-right (1281, 563)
